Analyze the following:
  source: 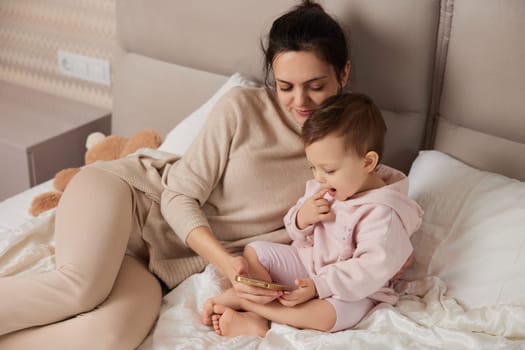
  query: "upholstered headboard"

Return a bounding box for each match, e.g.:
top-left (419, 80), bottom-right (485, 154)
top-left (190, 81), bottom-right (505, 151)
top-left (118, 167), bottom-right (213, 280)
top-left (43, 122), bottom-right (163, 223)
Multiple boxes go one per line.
top-left (112, 0), bottom-right (440, 174)
top-left (112, 0), bottom-right (525, 180)
top-left (432, 0), bottom-right (525, 181)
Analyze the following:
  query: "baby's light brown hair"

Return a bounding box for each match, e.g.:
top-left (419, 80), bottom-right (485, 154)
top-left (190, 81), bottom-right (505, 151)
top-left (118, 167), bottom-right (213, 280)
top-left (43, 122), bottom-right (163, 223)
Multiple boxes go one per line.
top-left (301, 92), bottom-right (387, 162)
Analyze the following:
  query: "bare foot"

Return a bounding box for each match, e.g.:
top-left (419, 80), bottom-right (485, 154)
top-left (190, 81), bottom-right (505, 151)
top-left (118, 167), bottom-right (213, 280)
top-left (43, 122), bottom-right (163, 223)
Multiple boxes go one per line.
top-left (201, 288), bottom-right (243, 326)
top-left (212, 304), bottom-right (269, 337)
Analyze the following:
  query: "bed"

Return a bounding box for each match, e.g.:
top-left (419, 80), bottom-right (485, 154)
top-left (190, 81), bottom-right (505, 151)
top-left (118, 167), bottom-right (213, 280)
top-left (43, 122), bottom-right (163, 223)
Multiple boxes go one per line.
top-left (1, 0), bottom-right (525, 349)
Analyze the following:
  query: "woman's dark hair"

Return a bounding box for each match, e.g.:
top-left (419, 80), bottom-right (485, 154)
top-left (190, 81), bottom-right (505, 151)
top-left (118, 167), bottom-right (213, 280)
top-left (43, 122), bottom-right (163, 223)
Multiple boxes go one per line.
top-left (262, 0), bottom-right (349, 87)
top-left (301, 92), bottom-right (387, 162)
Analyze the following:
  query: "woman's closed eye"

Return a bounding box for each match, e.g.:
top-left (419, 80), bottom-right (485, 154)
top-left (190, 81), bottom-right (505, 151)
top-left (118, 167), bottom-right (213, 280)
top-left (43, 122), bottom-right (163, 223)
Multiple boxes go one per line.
top-left (277, 84), bottom-right (292, 92)
top-left (309, 85), bottom-right (324, 91)
top-left (277, 84), bottom-right (324, 92)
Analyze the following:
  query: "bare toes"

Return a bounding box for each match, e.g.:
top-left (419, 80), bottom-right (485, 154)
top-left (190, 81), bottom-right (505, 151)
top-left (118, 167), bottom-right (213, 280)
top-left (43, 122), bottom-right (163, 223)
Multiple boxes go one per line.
top-left (213, 306), bottom-right (269, 338)
top-left (201, 298), bottom-right (215, 325)
top-left (213, 303), bottom-right (228, 315)
top-left (212, 314), bottom-right (222, 335)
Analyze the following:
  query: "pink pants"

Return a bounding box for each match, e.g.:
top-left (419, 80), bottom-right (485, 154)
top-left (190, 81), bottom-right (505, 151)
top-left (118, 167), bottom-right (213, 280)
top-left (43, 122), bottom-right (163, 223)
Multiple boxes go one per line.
top-left (247, 241), bottom-right (375, 332)
top-left (0, 167), bottom-right (161, 349)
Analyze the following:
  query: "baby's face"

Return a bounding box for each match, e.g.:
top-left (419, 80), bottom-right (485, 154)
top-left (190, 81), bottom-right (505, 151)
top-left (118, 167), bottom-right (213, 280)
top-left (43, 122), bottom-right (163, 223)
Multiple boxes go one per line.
top-left (305, 134), bottom-right (370, 201)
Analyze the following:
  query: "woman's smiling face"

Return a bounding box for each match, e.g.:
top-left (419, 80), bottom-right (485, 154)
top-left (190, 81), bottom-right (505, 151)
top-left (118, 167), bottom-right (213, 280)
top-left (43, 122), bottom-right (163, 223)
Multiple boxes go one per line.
top-left (272, 50), bottom-right (349, 126)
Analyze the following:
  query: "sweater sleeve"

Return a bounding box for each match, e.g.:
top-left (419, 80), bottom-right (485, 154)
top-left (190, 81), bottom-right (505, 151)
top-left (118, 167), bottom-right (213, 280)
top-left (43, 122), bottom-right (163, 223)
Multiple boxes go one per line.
top-left (311, 205), bottom-right (414, 301)
top-left (160, 88), bottom-right (240, 244)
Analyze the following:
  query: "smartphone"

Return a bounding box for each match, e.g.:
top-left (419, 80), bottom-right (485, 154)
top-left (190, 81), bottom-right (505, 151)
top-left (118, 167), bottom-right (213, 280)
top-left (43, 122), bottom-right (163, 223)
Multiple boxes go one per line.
top-left (235, 275), bottom-right (293, 291)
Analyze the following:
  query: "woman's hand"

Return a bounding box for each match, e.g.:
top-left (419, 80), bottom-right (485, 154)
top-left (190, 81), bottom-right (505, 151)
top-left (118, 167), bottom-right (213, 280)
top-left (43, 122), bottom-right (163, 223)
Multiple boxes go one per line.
top-left (186, 227), bottom-right (282, 304)
top-left (296, 189), bottom-right (335, 229)
top-left (233, 280), bottom-right (283, 305)
top-left (224, 255), bottom-right (282, 304)
top-left (225, 255), bottom-right (249, 281)
top-left (278, 278), bottom-right (317, 307)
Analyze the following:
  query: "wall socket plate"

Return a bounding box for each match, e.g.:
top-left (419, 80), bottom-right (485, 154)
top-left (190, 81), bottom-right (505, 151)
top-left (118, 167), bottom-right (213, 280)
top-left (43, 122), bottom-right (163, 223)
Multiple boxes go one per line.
top-left (57, 50), bottom-right (110, 86)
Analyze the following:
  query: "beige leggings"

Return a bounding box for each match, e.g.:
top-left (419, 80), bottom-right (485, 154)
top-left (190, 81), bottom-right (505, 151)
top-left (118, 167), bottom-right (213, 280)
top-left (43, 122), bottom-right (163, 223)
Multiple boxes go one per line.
top-left (0, 167), bottom-right (162, 349)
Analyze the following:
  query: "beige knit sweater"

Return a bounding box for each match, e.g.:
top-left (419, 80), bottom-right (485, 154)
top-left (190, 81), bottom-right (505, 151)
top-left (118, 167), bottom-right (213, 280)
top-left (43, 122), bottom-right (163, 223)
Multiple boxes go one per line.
top-left (92, 87), bottom-right (312, 288)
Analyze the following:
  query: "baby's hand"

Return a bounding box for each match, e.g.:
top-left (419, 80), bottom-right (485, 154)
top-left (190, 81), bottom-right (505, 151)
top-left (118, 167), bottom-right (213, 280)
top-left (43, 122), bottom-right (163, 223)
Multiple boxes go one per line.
top-left (278, 278), bottom-right (317, 307)
top-left (296, 189), bottom-right (335, 229)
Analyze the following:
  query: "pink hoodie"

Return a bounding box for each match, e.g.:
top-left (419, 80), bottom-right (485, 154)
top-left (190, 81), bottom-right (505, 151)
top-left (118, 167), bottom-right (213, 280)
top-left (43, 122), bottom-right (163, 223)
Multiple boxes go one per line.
top-left (284, 165), bottom-right (423, 304)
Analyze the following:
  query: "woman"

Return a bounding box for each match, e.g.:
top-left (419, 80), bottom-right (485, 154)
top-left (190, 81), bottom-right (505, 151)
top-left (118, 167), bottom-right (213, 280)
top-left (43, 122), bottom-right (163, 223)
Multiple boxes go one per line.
top-left (0, 1), bottom-right (350, 348)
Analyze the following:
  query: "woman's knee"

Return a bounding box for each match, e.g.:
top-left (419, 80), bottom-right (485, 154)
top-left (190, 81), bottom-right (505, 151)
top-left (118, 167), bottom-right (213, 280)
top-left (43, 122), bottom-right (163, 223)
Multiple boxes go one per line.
top-left (61, 166), bottom-right (132, 205)
top-left (54, 264), bottom-right (115, 315)
top-left (52, 168), bottom-right (137, 315)
top-left (0, 258), bottom-right (161, 350)
top-left (94, 256), bottom-right (162, 350)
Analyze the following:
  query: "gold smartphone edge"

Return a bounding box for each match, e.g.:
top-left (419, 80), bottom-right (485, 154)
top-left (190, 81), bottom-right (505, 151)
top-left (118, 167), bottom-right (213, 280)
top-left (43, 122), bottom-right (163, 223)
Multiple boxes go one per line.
top-left (235, 275), bottom-right (291, 291)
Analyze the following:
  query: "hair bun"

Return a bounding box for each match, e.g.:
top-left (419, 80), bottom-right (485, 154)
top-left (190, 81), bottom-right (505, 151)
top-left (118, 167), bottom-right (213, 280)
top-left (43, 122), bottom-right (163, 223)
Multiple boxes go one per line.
top-left (299, 0), bottom-right (324, 12)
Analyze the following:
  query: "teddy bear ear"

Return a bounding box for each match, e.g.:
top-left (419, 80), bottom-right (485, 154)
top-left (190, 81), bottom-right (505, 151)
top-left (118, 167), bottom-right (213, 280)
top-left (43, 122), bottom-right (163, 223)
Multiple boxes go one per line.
top-left (86, 132), bottom-right (107, 149)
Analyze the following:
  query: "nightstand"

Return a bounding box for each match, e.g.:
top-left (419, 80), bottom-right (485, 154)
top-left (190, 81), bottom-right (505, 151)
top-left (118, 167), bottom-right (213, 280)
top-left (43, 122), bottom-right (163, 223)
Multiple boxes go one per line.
top-left (0, 81), bottom-right (111, 201)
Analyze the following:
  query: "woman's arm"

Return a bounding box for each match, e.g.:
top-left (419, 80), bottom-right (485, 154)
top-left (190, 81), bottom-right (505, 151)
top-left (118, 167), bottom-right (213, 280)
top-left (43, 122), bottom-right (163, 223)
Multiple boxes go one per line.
top-left (160, 91), bottom-right (238, 243)
top-left (185, 225), bottom-right (244, 281)
top-left (161, 88), bottom-right (290, 301)
top-left (187, 226), bottom-right (282, 302)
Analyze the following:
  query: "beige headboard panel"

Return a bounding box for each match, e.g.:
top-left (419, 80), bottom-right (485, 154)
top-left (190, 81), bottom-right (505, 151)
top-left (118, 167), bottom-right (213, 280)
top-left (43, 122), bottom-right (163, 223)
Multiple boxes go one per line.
top-left (434, 0), bottom-right (525, 180)
top-left (112, 54), bottom-right (228, 138)
top-left (113, 0), bottom-right (440, 173)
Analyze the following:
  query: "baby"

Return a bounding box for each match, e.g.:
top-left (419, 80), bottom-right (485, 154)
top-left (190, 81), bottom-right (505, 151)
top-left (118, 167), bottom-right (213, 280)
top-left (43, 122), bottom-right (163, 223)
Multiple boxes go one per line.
top-left (202, 92), bottom-right (423, 336)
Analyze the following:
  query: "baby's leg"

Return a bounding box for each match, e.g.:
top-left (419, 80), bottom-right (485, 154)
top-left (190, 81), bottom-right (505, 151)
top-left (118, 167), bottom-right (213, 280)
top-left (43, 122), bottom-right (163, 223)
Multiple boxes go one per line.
top-left (0, 255), bottom-right (162, 350)
top-left (240, 296), bottom-right (375, 333)
top-left (326, 297), bottom-right (375, 332)
top-left (210, 299), bottom-right (337, 337)
top-left (202, 288), bottom-right (242, 325)
top-left (212, 305), bottom-right (269, 337)
top-left (204, 242), bottom-right (305, 325)
top-left (241, 297), bottom-right (337, 332)
top-left (0, 167), bottom-right (134, 335)
top-left (244, 241), bottom-right (308, 287)
top-left (204, 242), bottom-right (311, 330)
top-left (243, 245), bottom-right (272, 281)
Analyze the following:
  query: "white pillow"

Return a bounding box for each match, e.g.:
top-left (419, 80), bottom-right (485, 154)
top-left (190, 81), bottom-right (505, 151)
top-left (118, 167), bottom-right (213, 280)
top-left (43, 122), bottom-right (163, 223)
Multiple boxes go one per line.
top-left (406, 150), bottom-right (525, 309)
top-left (157, 73), bottom-right (259, 155)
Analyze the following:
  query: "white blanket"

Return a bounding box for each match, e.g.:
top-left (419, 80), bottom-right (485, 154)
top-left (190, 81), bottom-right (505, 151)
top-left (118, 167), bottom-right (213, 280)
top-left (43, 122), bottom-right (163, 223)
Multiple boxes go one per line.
top-left (0, 180), bottom-right (56, 277)
top-left (137, 263), bottom-right (525, 350)
top-left (1, 177), bottom-right (524, 349)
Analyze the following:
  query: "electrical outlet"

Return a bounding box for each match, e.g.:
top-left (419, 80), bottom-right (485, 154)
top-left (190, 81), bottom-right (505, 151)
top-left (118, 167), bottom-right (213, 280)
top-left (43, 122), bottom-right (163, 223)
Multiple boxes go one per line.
top-left (57, 50), bottom-right (111, 86)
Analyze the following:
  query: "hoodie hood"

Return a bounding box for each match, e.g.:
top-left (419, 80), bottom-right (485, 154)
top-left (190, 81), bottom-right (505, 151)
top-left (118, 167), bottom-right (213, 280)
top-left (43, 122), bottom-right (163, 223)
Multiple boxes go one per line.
top-left (334, 164), bottom-right (424, 235)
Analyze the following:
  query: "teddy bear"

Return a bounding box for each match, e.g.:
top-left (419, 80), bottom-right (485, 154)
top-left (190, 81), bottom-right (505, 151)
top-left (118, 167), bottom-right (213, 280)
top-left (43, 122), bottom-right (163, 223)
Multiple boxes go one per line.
top-left (28, 128), bottom-right (162, 216)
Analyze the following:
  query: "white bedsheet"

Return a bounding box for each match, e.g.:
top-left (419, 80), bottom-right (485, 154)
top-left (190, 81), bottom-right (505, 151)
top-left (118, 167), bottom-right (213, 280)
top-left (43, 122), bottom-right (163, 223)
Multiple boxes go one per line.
top-left (136, 264), bottom-right (525, 350)
top-left (0, 180), bottom-right (56, 277)
top-left (1, 181), bottom-right (525, 349)
top-left (0, 180), bottom-right (54, 231)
